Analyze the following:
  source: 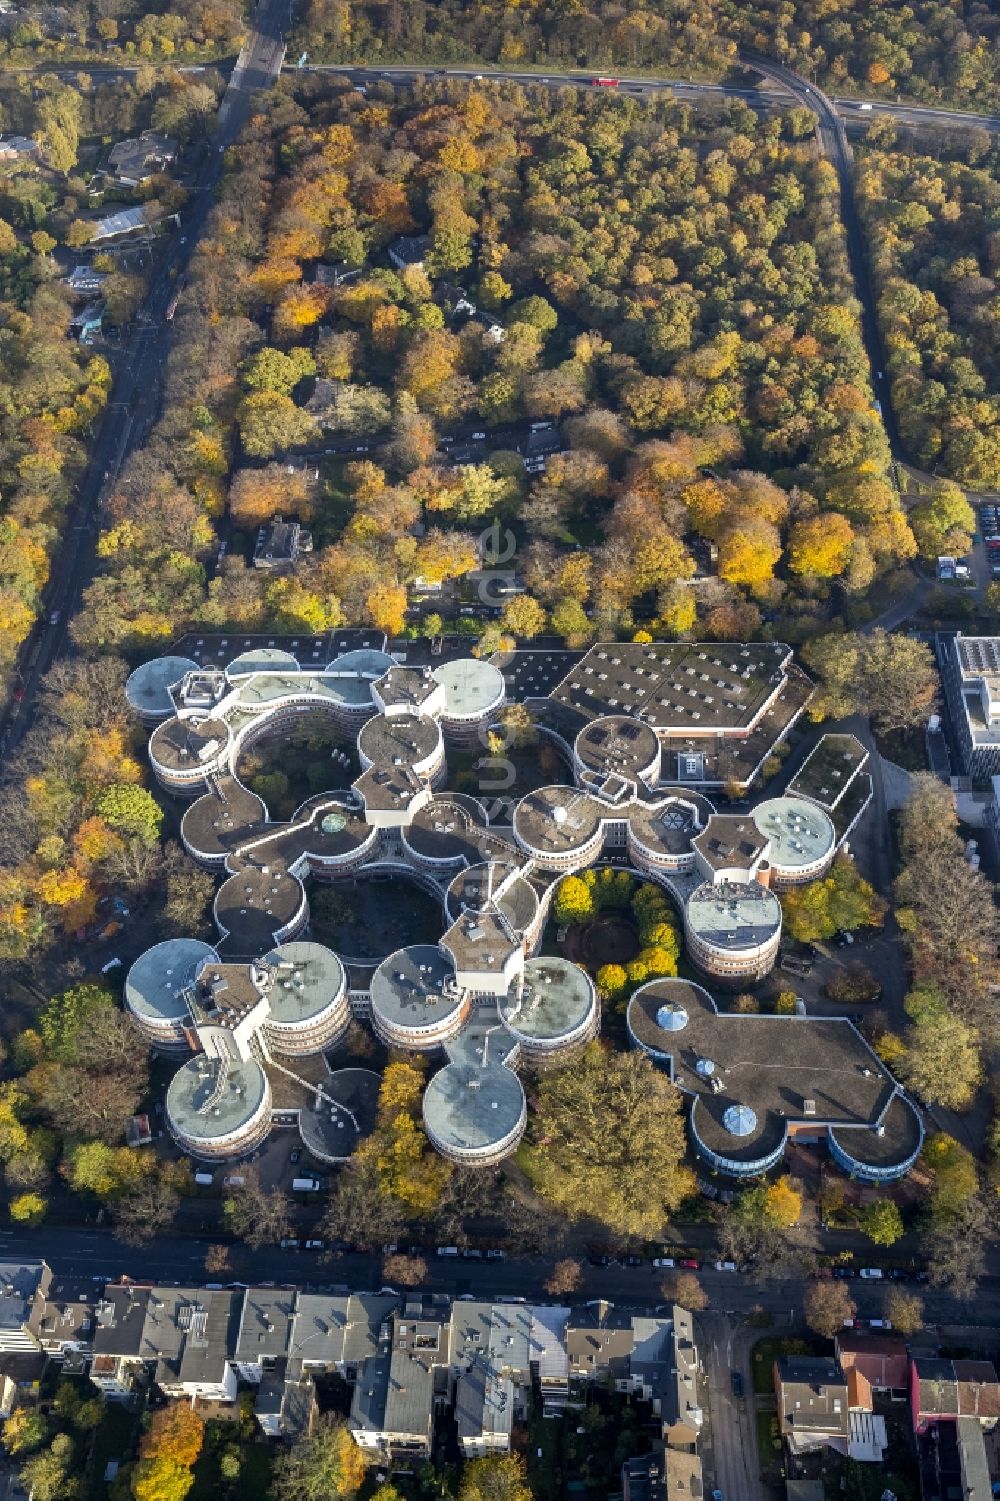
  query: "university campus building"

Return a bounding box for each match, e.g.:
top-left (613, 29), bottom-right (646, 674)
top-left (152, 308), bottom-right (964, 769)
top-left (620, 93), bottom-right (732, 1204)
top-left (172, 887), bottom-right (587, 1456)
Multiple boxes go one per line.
top-left (122, 632), bottom-right (904, 1178)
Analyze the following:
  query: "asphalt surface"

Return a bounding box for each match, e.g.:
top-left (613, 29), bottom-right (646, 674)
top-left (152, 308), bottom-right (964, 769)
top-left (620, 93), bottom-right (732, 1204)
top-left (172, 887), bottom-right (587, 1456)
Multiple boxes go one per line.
top-left (0, 0), bottom-right (289, 763)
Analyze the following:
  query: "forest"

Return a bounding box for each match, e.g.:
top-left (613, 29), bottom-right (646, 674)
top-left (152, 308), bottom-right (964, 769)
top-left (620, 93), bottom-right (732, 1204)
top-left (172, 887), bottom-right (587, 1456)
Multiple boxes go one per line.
top-left (0, 70), bottom-right (224, 672)
top-left (856, 120), bottom-right (1000, 490)
top-left (292, 0), bottom-right (1000, 112)
top-left (71, 76), bottom-right (926, 659)
top-left (0, 0), bottom-right (244, 65)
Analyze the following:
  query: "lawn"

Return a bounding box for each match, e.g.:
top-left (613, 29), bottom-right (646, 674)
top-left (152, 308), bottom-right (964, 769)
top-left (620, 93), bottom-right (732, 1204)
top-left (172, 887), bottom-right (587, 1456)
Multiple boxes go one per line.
top-left (85, 1400), bottom-right (141, 1501)
top-left (755, 1406), bottom-right (782, 1470)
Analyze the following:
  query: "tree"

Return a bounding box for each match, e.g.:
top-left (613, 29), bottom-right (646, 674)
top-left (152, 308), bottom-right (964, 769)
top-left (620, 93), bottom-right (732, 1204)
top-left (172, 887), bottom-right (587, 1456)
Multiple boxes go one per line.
top-left (860, 1199), bottom-right (903, 1247)
top-left (544, 1259), bottom-right (583, 1297)
top-left (552, 874), bottom-right (594, 926)
top-left (923, 1134), bottom-right (979, 1224)
top-left (383, 1253), bottom-right (427, 1288)
top-left (521, 1046), bottom-right (694, 1239)
top-left (885, 1286), bottom-right (923, 1335)
top-left (803, 630), bottom-right (938, 734)
top-left (3, 1407), bottom-right (48, 1454)
top-left (788, 514), bottom-right (855, 578)
top-left (659, 1269), bottom-right (708, 1311)
top-left (910, 482), bottom-right (975, 558)
top-left (223, 1169), bottom-right (291, 1248)
top-left (94, 785), bottom-right (163, 844)
top-left (140, 1407), bottom-right (204, 1469)
top-left (270, 1415), bottom-right (367, 1501)
top-left (239, 391), bottom-right (318, 459)
top-left (804, 1278), bottom-right (856, 1337)
top-left (19, 1433), bottom-right (76, 1501)
top-left (240, 345), bottom-right (315, 396)
top-left (458, 1455), bottom-right (533, 1501)
top-left (898, 1004), bottom-right (982, 1112)
top-left (38, 984), bottom-right (115, 1065)
top-left (500, 594), bottom-right (547, 639)
top-left (114, 1173), bottom-right (181, 1246)
top-left (9, 1192), bottom-right (46, 1226)
top-left (764, 1178), bottom-right (802, 1229)
top-left (781, 855), bottom-right (886, 943)
top-left (925, 1195), bottom-right (987, 1301)
top-left (205, 1244), bottom-right (231, 1275)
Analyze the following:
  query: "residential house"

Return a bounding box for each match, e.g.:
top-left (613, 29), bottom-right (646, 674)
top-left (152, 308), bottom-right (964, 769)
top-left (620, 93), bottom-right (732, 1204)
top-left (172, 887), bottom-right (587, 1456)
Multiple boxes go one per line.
top-left (253, 516), bottom-right (313, 572)
top-left (349, 1301), bottom-right (451, 1460)
top-left (64, 265), bottom-right (108, 298)
top-left (139, 1287), bottom-right (241, 1405)
top-left (449, 1299), bottom-right (532, 1459)
top-left (0, 135), bottom-right (40, 162)
top-left (528, 1302), bottom-right (571, 1414)
top-left (437, 282), bottom-right (477, 320)
top-left (90, 1287), bottom-right (151, 1398)
top-left (621, 1449), bottom-right (668, 1501)
top-left (32, 1276), bottom-right (96, 1364)
top-left (835, 1331), bottom-right (909, 1396)
top-left (0, 1353), bottom-right (46, 1417)
top-left (775, 1356), bottom-right (850, 1456)
top-left (0, 1263), bottom-right (51, 1353)
top-left (107, 132), bottom-right (177, 186)
top-left (314, 261), bottom-right (362, 287)
top-left (633, 1305), bottom-right (702, 1442)
top-left (69, 299), bottom-right (104, 342)
top-left (566, 1300), bottom-right (635, 1384)
top-left (911, 1357), bottom-right (1000, 1433)
top-left (917, 1412), bottom-right (995, 1501)
top-left (90, 206), bottom-right (148, 242)
top-left (388, 235), bottom-right (431, 272)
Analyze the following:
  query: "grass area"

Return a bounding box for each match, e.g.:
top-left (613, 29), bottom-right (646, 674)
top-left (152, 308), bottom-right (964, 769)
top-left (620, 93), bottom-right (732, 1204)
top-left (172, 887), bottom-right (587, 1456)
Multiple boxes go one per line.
top-left (189, 1412), bottom-right (274, 1501)
top-left (755, 1406), bottom-right (782, 1469)
top-left (525, 1391), bottom-right (653, 1500)
top-left (751, 1336), bottom-right (820, 1394)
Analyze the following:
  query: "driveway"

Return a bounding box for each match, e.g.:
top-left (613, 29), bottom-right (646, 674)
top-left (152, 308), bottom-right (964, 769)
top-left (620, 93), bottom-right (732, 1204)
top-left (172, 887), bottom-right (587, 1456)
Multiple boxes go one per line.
top-left (697, 1310), bottom-right (772, 1501)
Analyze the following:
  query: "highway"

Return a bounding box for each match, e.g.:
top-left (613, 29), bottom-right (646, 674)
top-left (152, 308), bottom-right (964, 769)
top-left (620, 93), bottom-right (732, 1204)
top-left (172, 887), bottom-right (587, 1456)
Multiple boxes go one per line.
top-left (0, 0), bottom-right (289, 762)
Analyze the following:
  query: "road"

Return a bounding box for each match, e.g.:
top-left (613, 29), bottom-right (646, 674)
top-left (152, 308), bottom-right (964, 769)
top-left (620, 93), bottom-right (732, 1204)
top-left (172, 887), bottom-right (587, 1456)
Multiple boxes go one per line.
top-left (0, 0), bottom-right (289, 762)
top-left (291, 62), bottom-right (1000, 136)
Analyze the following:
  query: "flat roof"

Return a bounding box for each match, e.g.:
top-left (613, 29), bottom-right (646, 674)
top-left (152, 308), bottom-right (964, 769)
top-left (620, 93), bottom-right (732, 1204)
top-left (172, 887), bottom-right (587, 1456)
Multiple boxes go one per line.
top-left (574, 715), bottom-right (660, 777)
top-left (751, 796), bottom-right (836, 868)
top-left (422, 1061), bottom-right (525, 1151)
top-left (358, 710), bottom-right (440, 767)
top-left (502, 957), bottom-right (595, 1041)
top-left (126, 938), bottom-right (218, 1023)
top-left (628, 978), bottom-right (921, 1169)
top-left (788, 733), bottom-right (868, 806)
top-left (403, 793), bottom-right (493, 864)
top-left (298, 1067), bottom-right (380, 1160)
top-left (228, 648), bottom-right (300, 675)
top-left (445, 861), bottom-right (538, 931)
top-left (692, 815), bottom-right (767, 872)
top-left (370, 944), bottom-right (466, 1034)
top-left (150, 714), bottom-right (230, 771)
top-left (629, 789), bottom-right (715, 856)
top-left (125, 656), bottom-right (197, 716)
top-left (513, 785), bottom-right (603, 853)
top-left (261, 941), bottom-right (345, 1026)
top-left (432, 657), bottom-right (505, 716)
top-left (685, 879), bottom-right (781, 949)
top-left (166, 1056), bottom-right (268, 1140)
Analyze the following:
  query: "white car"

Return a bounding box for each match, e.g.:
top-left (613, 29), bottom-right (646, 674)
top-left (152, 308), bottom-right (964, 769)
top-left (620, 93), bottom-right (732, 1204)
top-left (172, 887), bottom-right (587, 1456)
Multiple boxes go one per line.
top-left (859, 1267), bottom-right (883, 1280)
top-left (653, 1257), bottom-right (676, 1269)
top-left (715, 1261), bottom-right (738, 1273)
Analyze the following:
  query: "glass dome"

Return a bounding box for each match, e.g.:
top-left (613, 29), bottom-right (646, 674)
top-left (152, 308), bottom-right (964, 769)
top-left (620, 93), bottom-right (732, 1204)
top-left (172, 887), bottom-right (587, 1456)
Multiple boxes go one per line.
top-left (722, 1103), bottom-right (758, 1138)
top-left (655, 1002), bottom-right (689, 1032)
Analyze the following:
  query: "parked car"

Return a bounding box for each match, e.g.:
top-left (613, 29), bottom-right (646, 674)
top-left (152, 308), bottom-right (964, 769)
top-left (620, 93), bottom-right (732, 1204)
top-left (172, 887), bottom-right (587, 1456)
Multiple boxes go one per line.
top-left (680, 1259), bottom-right (700, 1270)
top-left (486, 1249), bottom-right (505, 1261)
top-left (715, 1261), bottom-right (738, 1273)
top-left (653, 1257), bottom-right (676, 1269)
top-left (833, 1267), bottom-right (855, 1279)
top-left (730, 1371), bottom-right (743, 1397)
top-left (622, 1255), bottom-right (644, 1267)
top-left (859, 1267), bottom-right (883, 1280)
top-left (869, 1318), bottom-right (893, 1330)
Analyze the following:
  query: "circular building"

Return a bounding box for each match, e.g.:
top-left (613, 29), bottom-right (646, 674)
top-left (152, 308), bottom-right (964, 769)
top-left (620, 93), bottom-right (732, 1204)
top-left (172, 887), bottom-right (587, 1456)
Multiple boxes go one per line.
top-left (750, 796), bottom-right (837, 889)
top-left (574, 715), bottom-right (661, 789)
top-left (422, 1061), bottom-right (526, 1166)
top-left (322, 648), bottom-right (395, 727)
top-left (627, 977), bottom-right (713, 1065)
top-left (628, 790), bottom-right (715, 876)
top-left (501, 957), bottom-right (599, 1069)
top-left (369, 944), bottom-right (470, 1052)
top-left (684, 879), bottom-right (782, 984)
top-left (445, 861), bottom-right (541, 947)
top-left (401, 793), bottom-right (491, 873)
top-left (431, 658), bottom-right (505, 746)
top-left (149, 714), bottom-right (231, 793)
top-left (125, 938), bottom-right (218, 1051)
top-left (260, 941), bottom-right (350, 1057)
top-left (227, 648), bottom-right (300, 676)
top-left (125, 656), bottom-right (198, 725)
top-left (689, 1092), bottom-right (788, 1178)
top-left (166, 1056), bottom-right (272, 1161)
top-left (214, 861), bottom-right (309, 956)
top-left (358, 710), bottom-right (445, 786)
top-left (298, 1067), bottom-right (381, 1164)
top-left (512, 786), bottom-right (604, 872)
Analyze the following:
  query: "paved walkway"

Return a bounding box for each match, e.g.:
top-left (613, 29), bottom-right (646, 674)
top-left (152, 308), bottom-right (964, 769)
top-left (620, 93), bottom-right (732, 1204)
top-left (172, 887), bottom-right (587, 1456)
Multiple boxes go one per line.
top-left (879, 758), bottom-right (916, 812)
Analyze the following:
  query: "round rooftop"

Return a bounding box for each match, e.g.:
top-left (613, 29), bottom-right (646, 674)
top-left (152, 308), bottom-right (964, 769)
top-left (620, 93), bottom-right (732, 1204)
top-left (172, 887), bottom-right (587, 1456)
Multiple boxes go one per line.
top-left (422, 1061), bottom-right (526, 1154)
top-left (656, 1001), bottom-right (689, 1033)
top-left (751, 796), bottom-right (836, 870)
top-left (403, 793), bottom-right (489, 863)
top-left (150, 714), bottom-right (231, 773)
top-left (125, 938), bottom-right (219, 1024)
top-left (685, 879), bottom-right (782, 951)
top-left (358, 710), bottom-right (442, 768)
top-left (723, 1103), bottom-right (758, 1138)
top-left (260, 941), bottom-right (345, 1026)
top-left (501, 957), bottom-right (595, 1042)
top-left (574, 715), bottom-right (660, 779)
top-left (298, 1067), bottom-right (380, 1162)
top-left (166, 1056), bottom-right (268, 1141)
top-left (125, 656), bottom-right (198, 719)
top-left (370, 944), bottom-right (466, 1035)
top-left (445, 861), bottom-right (538, 932)
top-left (227, 648), bottom-right (300, 676)
top-left (432, 657), bottom-right (505, 717)
top-left (513, 785), bottom-right (603, 854)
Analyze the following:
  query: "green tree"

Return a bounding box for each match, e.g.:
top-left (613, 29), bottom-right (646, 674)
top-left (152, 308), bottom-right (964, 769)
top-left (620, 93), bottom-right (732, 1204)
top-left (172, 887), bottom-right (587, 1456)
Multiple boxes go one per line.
top-left (240, 346), bottom-right (316, 396)
top-left (458, 1454), bottom-right (533, 1501)
top-left (94, 785), bottom-right (163, 844)
top-left (238, 391), bottom-right (318, 458)
top-left (898, 987), bottom-right (982, 1111)
top-left (38, 984), bottom-right (115, 1064)
top-left (270, 1415), bottom-right (367, 1501)
top-left (3, 1407), bottom-right (48, 1455)
top-left (781, 855), bottom-right (886, 943)
top-left (9, 1192), bottom-right (46, 1226)
top-left (860, 1199), bottom-right (904, 1247)
top-left (20, 1433), bottom-right (77, 1501)
top-left (521, 1045), bottom-right (694, 1238)
top-left (803, 630), bottom-right (938, 734)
